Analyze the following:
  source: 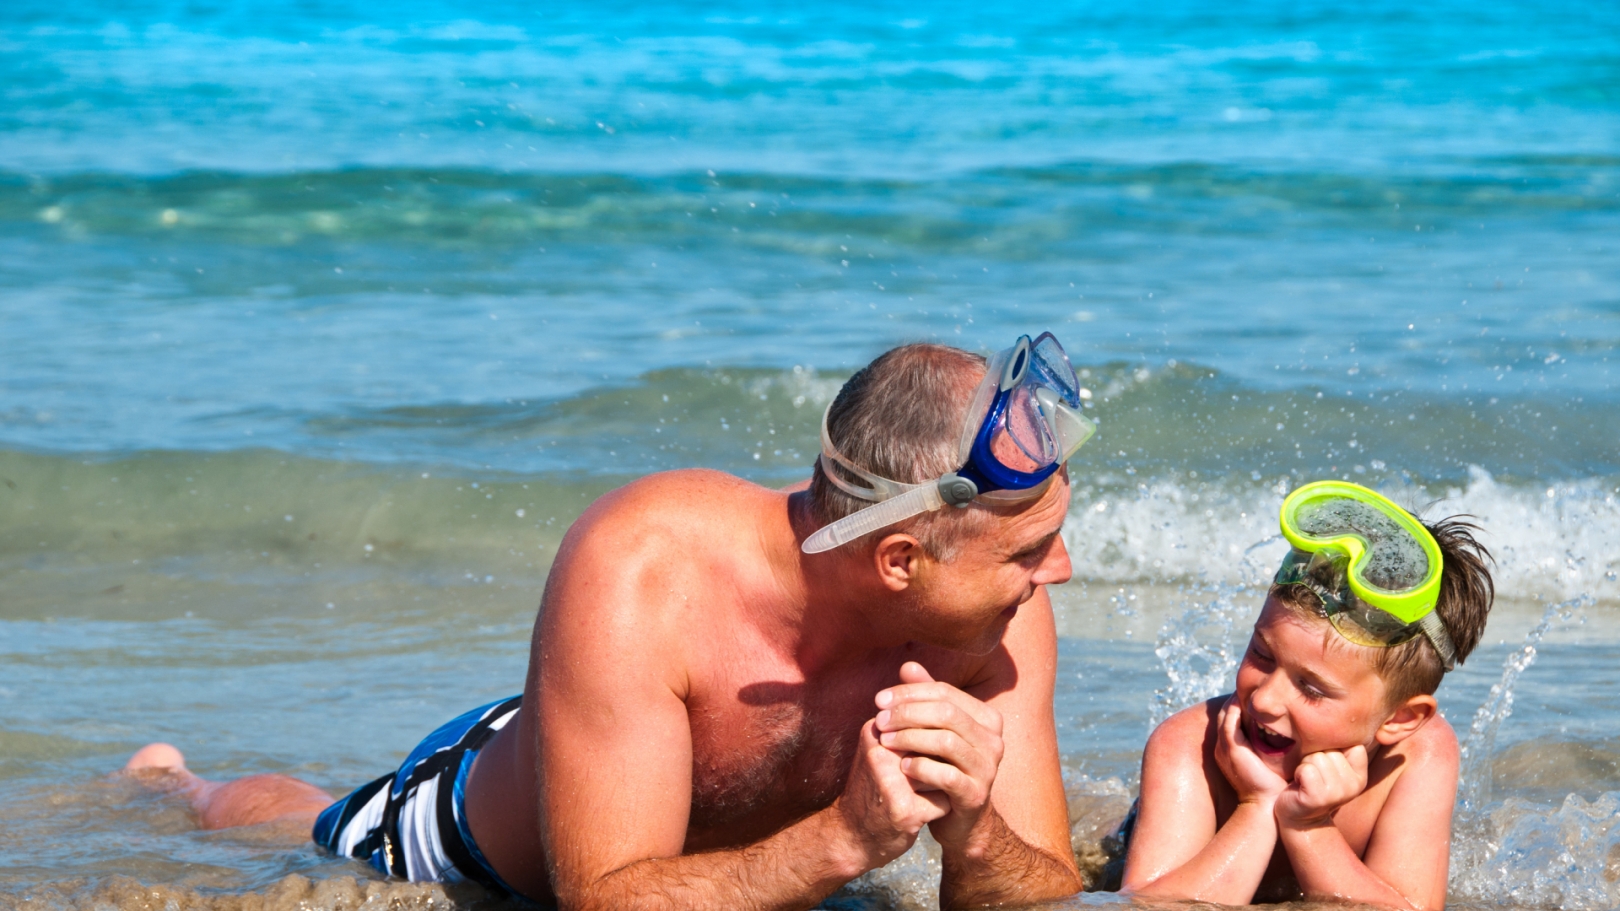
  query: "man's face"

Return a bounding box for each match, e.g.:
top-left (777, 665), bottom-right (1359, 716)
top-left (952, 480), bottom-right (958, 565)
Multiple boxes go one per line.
top-left (908, 471), bottom-right (1074, 654)
top-left (1233, 595), bottom-right (1394, 779)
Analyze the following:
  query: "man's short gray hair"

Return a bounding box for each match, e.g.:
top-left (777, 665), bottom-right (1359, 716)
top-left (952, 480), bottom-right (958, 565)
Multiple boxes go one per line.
top-left (808, 343), bottom-right (995, 561)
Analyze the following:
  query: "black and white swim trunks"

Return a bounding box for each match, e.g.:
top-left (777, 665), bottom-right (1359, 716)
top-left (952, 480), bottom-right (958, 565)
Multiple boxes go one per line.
top-left (313, 695), bottom-right (522, 896)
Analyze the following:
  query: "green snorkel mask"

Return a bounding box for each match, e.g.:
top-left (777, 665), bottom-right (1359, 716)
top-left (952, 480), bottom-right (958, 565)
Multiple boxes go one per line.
top-left (1274, 481), bottom-right (1457, 671)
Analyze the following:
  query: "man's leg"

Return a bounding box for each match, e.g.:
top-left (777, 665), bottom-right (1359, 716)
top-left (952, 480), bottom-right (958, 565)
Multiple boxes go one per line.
top-left (125, 743), bottom-right (333, 830)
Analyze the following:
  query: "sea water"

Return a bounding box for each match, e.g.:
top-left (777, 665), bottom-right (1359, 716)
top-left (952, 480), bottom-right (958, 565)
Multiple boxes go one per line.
top-left (1, 1), bottom-right (1618, 908)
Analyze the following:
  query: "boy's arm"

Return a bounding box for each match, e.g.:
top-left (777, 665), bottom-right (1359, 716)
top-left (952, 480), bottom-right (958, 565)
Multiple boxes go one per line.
top-left (1279, 725), bottom-right (1459, 910)
top-left (1122, 699), bottom-right (1284, 905)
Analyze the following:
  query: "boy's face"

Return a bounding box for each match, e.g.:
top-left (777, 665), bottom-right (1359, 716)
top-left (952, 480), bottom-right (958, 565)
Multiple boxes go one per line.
top-left (1233, 594), bottom-right (1394, 779)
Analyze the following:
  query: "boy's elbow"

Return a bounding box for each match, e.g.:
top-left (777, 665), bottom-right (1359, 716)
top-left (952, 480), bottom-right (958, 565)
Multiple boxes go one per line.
top-left (1118, 874), bottom-right (1205, 905)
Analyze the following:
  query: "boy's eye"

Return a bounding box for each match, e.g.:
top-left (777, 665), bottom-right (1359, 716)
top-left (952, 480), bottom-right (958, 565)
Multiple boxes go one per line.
top-left (1296, 677), bottom-right (1327, 700)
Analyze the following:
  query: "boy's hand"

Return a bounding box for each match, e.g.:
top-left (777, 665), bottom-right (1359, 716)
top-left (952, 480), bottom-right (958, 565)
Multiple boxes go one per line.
top-left (1275, 745), bottom-right (1369, 828)
top-left (1214, 698), bottom-right (1287, 806)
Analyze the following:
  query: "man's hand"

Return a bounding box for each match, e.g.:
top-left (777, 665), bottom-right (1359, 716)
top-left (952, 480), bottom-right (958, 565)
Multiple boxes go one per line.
top-left (872, 661), bottom-right (1005, 853)
top-left (1276, 745), bottom-right (1369, 829)
top-left (1213, 698), bottom-right (1288, 808)
top-left (831, 716), bottom-right (953, 869)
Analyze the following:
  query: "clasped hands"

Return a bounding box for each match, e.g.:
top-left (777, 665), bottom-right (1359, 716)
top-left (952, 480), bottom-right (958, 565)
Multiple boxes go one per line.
top-left (833, 660), bottom-right (1005, 867)
top-left (1214, 696), bottom-right (1369, 830)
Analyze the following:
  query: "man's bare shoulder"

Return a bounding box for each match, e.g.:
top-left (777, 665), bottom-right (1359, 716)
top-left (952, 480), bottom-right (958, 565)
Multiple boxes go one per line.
top-left (541, 469), bottom-right (782, 654)
top-left (557, 469), bottom-right (776, 572)
top-left (567, 468), bottom-right (765, 541)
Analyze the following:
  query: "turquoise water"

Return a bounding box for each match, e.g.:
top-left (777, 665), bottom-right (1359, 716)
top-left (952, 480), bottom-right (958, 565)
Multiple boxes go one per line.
top-left (2, 2), bottom-right (1619, 908)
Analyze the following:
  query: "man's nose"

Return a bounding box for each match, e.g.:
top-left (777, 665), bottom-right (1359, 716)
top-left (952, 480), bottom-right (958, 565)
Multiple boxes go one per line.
top-left (1032, 534), bottom-right (1073, 587)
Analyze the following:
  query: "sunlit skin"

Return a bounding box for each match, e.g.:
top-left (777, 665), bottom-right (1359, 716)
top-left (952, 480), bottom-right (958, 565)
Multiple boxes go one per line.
top-left (872, 473), bottom-right (1075, 657)
top-left (1122, 595), bottom-right (1459, 910)
top-left (124, 459), bottom-right (1084, 910)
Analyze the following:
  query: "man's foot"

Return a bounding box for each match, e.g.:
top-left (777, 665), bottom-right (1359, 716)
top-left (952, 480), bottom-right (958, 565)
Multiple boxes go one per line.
top-left (120, 742), bottom-right (205, 799)
top-left (120, 743), bottom-right (333, 831)
top-left (125, 742), bottom-right (190, 773)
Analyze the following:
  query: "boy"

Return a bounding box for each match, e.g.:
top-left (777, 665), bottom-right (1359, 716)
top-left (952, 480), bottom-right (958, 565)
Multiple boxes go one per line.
top-left (1122, 481), bottom-right (1494, 910)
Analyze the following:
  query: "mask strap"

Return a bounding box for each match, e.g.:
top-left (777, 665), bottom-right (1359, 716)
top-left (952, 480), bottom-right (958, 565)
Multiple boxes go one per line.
top-left (817, 405), bottom-right (924, 503)
top-left (804, 403), bottom-right (979, 555)
top-left (1417, 611), bottom-right (1458, 672)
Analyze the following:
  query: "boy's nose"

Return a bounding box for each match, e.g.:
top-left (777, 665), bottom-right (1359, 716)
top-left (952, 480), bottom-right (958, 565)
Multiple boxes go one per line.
top-left (1247, 671), bottom-right (1289, 722)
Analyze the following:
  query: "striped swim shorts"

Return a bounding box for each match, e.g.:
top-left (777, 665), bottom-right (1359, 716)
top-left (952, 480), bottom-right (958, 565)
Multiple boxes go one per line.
top-left (313, 695), bottom-right (523, 897)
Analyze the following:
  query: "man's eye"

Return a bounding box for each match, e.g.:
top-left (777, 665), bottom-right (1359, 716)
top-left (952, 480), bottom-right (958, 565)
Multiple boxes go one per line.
top-left (1024, 536), bottom-right (1055, 556)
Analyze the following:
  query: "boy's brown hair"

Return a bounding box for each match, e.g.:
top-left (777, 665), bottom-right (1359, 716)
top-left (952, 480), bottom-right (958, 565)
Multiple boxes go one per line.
top-left (1271, 514), bottom-right (1495, 707)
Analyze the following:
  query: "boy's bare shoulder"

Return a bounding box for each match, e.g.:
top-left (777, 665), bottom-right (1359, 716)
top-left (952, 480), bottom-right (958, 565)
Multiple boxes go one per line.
top-left (1385, 712), bottom-right (1460, 772)
top-left (1144, 697), bottom-right (1226, 764)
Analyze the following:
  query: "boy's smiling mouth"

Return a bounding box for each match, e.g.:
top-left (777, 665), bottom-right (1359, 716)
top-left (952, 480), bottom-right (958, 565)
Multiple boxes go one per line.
top-left (1244, 714), bottom-right (1296, 755)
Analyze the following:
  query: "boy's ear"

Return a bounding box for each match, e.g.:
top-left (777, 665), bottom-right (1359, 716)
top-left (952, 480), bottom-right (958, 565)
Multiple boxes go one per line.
top-left (1375, 694), bottom-right (1438, 746)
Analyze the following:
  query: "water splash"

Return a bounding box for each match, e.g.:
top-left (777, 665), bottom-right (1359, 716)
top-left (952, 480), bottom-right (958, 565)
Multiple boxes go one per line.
top-left (1449, 595), bottom-right (1611, 909)
top-left (832, 830), bottom-right (943, 911)
top-left (1449, 791), bottom-right (1620, 910)
top-left (1062, 468), bottom-right (1620, 608)
top-left (1456, 595), bottom-right (1592, 817)
top-left (1148, 582), bottom-right (1253, 728)
top-left (1146, 538), bottom-right (1276, 727)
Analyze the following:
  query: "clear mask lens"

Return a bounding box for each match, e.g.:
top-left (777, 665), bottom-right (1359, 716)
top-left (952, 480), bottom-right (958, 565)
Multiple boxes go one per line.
top-left (1037, 385), bottom-right (1096, 462)
top-left (1029, 332), bottom-right (1081, 406)
top-left (1290, 496), bottom-right (1430, 591)
top-left (1275, 549), bottom-right (1424, 648)
top-left (981, 332), bottom-right (1086, 474)
top-left (1003, 383), bottom-right (1059, 466)
top-left (1325, 602), bottom-right (1424, 648)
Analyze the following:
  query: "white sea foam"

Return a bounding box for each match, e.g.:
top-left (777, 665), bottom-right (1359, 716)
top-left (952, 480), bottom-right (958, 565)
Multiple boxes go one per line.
top-left (1062, 467), bottom-right (1620, 605)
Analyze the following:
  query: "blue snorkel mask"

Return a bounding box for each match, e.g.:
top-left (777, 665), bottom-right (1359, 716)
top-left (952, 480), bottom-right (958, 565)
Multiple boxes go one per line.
top-left (802, 332), bottom-right (1096, 554)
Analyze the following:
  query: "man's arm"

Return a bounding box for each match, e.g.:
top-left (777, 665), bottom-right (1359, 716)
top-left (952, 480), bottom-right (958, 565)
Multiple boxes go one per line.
top-left (546, 718), bottom-right (946, 911)
top-left (1279, 724), bottom-right (1459, 910)
top-left (876, 589), bottom-right (1083, 908)
top-left (532, 497), bottom-right (945, 911)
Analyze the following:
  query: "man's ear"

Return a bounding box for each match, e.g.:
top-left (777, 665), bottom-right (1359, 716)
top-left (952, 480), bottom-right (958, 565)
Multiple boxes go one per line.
top-left (1375, 693), bottom-right (1438, 746)
top-left (872, 533), bottom-right (928, 592)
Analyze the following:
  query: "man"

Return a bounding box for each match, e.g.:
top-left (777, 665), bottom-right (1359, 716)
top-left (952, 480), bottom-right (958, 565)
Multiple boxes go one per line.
top-left (127, 336), bottom-right (1093, 909)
